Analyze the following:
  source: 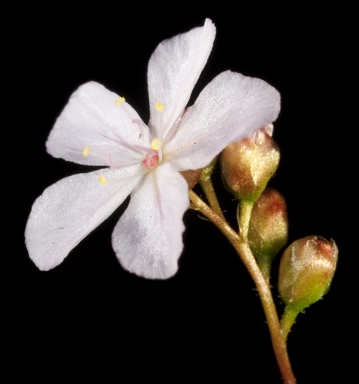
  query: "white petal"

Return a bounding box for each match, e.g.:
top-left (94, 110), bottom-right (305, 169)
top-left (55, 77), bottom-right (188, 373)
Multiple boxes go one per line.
top-left (147, 18), bottom-right (216, 141)
top-left (165, 71), bottom-right (281, 171)
top-left (25, 165), bottom-right (144, 271)
top-left (112, 163), bottom-right (189, 279)
top-left (47, 82), bottom-right (150, 166)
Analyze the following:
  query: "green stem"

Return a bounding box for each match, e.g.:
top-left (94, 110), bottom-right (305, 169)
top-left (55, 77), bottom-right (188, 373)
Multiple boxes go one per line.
top-left (199, 157), bottom-right (225, 221)
top-left (199, 176), bottom-right (225, 221)
top-left (189, 190), bottom-right (296, 384)
top-left (237, 200), bottom-right (253, 239)
top-left (280, 305), bottom-right (301, 341)
top-left (238, 201), bottom-right (272, 286)
top-left (257, 257), bottom-right (272, 287)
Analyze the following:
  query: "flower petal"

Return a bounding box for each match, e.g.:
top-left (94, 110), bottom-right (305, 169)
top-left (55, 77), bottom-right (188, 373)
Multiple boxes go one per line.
top-left (112, 163), bottom-right (189, 279)
top-left (47, 82), bottom-right (150, 167)
top-left (164, 70), bottom-right (281, 171)
top-left (25, 165), bottom-right (144, 271)
top-left (147, 18), bottom-right (216, 141)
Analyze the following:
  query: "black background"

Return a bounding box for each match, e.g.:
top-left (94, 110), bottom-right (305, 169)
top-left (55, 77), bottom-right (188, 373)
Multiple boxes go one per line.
top-left (8, 4), bottom-right (354, 383)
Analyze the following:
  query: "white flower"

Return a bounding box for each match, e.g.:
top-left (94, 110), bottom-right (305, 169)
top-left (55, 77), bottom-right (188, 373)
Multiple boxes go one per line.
top-left (25, 19), bottom-right (280, 279)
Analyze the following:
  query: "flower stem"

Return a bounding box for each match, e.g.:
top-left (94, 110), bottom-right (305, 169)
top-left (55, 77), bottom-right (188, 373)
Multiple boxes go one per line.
top-left (237, 199), bottom-right (253, 239)
top-left (256, 257), bottom-right (272, 287)
top-left (199, 176), bottom-right (225, 221)
top-left (189, 190), bottom-right (296, 384)
top-left (280, 305), bottom-right (301, 341)
top-left (199, 157), bottom-right (226, 221)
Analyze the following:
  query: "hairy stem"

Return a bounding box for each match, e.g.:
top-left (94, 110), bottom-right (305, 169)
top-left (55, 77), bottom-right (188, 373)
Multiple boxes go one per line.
top-left (189, 190), bottom-right (296, 384)
top-left (199, 157), bottom-right (226, 220)
top-left (280, 305), bottom-right (301, 341)
top-left (199, 176), bottom-right (225, 220)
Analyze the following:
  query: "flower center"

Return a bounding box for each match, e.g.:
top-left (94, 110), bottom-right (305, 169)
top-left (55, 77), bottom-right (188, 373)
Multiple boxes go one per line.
top-left (142, 137), bottom-right (162, 169)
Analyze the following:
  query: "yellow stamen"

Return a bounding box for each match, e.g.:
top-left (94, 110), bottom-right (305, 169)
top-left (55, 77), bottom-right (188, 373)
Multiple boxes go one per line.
top-left (115, 96), bottom-right (125, 106)
top-left (151, 138), bottom-right (162, 151)
top-left (98, 175), bottom-right (108, 185)
top-left (154, 102), bottom-right (164, 112)
top-left (82, 146), bottom-right (91, 157)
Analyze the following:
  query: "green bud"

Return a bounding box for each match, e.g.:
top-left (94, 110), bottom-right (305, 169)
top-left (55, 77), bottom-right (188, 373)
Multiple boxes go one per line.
top-left (220, 125), bottom-right (280, 202)
top-left (278, 236), bottom-right (338, 312)
top-left (248, 188), bottom-right (288, 282)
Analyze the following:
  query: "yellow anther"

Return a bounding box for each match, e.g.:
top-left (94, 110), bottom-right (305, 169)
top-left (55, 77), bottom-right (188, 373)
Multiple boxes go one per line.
top-left (98, 175), bottom-right (108, 185)
top-left (151, 138), bottom-right (162, 151)
top-left (154, 102), bottom-right (164, 112)
top-left (115, 96), bottom-right (125, 106)
top-left (82, 146), bottom-right (91, 157)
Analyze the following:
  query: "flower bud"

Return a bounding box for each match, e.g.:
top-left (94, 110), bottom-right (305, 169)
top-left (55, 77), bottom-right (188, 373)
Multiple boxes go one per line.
top-left (248, 188), bottom-right (288, 281)
top-left (220, 125), bottom-right (280, 202)
top-left (278, 236), bottom-right (338, 312)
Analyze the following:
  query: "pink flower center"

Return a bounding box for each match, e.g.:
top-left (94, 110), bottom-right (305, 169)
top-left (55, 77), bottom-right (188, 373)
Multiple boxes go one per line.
top-left (142, 151), bottom-right (160, 169)
top-left (141, 137), bottom-right (162, 169)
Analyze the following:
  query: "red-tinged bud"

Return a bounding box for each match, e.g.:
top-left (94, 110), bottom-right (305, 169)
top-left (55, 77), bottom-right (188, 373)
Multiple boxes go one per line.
top-left (278, 236), bottom-right (338, 312)
top-left (220, 125), bottom-right (280, 202)
top-left (180, 168), bottom-right (203, 189)
top-left (248, 188), bottom-right (288, 282)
